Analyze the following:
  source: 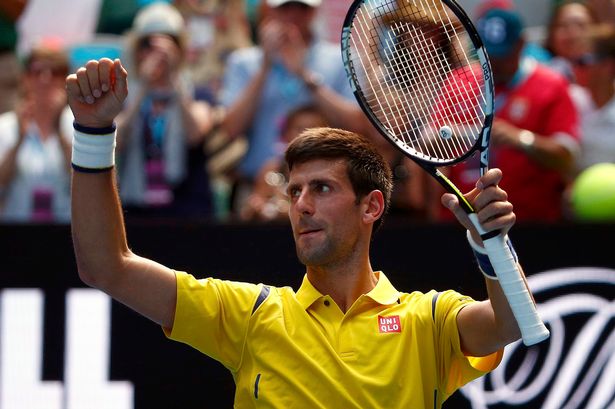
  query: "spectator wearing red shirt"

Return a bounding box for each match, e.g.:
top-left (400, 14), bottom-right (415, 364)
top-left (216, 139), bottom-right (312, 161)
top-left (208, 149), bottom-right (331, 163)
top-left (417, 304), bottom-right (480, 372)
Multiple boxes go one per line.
top-left (437, 6), bottom-right (580, 222)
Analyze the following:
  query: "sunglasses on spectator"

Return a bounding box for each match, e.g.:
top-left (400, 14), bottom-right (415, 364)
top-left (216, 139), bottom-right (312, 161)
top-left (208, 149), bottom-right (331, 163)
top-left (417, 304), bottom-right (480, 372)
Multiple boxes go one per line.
top-left (27, 62), bottom-right (68, 78)
top-left (278, 2), bottom-right (312, 10)
top-left (574, 53), bottom-right (608, 66)
top-left (137, 35), bottom-right (180, 50)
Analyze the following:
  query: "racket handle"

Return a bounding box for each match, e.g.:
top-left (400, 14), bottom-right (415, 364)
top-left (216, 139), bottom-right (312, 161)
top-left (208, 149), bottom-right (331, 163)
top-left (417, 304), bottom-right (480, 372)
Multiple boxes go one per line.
top-left (467, 214), bottom-right (549, 346)
top-left (482, 234), bottom-right (550, 346)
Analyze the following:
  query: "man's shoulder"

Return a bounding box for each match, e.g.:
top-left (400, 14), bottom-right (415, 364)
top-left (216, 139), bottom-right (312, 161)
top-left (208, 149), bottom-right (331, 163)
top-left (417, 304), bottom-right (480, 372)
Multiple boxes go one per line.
top-left (227, 46), bottom-right (263, 65)
top-left (309, 40), bottom-right (346, 64)
top-left (529, 62), bottom-right (570, 88)
top-left (397, 289), bottom-right (439, 310)
top-left (311, 40), bottom-right (341, 53)
top-left (398, 289), bottom-right (474, 310)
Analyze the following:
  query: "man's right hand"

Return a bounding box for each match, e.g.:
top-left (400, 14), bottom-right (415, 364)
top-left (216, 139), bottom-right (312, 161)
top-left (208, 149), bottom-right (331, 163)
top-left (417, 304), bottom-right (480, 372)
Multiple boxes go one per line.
top-left (66, 58), bottom-right (128, 128)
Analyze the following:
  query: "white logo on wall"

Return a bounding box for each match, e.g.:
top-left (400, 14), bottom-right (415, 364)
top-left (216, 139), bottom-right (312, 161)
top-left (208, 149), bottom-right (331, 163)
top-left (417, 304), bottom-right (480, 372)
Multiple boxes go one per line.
top-left (0, 289), bottom-right (134, 409)
top-left (462, 267), bottom-right (615, 408)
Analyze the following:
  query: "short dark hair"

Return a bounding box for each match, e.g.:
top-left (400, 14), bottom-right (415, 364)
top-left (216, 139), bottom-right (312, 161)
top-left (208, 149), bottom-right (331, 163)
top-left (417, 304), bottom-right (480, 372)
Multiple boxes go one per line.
top-left (591, 25), bottom-right (615, 60)
top-left (285, 127), bottom-right (393, 231)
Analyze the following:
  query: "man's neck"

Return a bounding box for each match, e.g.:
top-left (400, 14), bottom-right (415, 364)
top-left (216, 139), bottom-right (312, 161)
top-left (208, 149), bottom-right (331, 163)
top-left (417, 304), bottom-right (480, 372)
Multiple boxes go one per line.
top-left (306, 260), bottom-right (378, 313)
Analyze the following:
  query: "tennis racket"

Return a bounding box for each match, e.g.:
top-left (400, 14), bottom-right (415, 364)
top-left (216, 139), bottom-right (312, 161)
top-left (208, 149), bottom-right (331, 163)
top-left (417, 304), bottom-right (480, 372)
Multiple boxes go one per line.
top-left (341, 0), bottom-right (549, 346)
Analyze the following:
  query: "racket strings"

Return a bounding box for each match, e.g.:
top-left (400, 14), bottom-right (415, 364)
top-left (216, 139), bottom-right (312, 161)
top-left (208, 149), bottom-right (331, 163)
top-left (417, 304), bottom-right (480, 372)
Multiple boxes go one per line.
top-left (352, 9), bottom-right (410, 145)
top-left (401, 0), bottom-right (485, 125)
top-left (392, 25), bottom-right (456, 160)
top-left (432, 2), bottom-right (488, 132)
top-left (346, 0), bottom-right (488, 162)
top-left (395, 21), bottom-right (465, 159)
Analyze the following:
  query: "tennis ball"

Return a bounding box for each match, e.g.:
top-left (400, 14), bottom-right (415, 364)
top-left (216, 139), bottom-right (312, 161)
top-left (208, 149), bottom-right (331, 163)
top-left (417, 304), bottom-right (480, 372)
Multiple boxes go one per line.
top-left (571, 163), bottom-right (615, 221)
top-left (439, 125), bottom-right (453, 139)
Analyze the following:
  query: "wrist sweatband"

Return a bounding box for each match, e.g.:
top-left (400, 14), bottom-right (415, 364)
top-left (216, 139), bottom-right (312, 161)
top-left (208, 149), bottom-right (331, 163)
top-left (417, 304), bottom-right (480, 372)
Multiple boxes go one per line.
top-left (71, 122), bottom-right (116, 173)
top-left (466, 230), bottom-right (518, 280)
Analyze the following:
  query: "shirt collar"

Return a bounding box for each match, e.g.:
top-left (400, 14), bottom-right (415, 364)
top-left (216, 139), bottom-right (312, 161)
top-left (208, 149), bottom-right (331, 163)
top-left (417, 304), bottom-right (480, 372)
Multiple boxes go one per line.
top-left (296, 274), bottom-right (324, 310)
top-left (296, 271), bottom-right (401, 310)
top-left (365, 271), bottom-right (401, 305)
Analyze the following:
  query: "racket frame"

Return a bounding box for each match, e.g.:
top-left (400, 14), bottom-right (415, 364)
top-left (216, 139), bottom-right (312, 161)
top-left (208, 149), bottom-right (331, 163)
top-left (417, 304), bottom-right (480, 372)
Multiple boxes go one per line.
top-left (341, 0), bottom-right (550, 346)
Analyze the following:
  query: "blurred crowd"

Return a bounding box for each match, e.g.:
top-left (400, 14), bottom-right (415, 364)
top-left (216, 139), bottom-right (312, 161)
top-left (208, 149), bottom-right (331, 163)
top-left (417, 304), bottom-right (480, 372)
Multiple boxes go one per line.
top-left (1, 0), bottom-right (614, 224)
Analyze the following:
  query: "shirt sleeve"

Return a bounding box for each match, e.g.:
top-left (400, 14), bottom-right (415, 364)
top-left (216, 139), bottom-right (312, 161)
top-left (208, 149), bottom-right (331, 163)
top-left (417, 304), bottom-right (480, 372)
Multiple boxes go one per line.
top-left (0, 112), bottom-right (18, 158)
top-left (220, 50), bottom-right (256, 108)
top-left (433, 290), bottom-right (503, 400)
top-left (164, 271), bottom-right (263, 371)
top-left (60, 106), bottom-right (74, 144)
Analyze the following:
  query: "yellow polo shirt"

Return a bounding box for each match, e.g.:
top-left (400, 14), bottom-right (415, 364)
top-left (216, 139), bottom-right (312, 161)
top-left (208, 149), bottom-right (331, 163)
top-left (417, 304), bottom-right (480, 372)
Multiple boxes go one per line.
top-left (166, 271), bottom-right (502, 408)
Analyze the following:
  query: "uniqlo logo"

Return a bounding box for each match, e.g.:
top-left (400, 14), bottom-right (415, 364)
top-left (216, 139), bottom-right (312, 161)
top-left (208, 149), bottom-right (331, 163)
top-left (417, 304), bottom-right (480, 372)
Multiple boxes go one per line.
top-left (378, 315), bottom-right (402, 333)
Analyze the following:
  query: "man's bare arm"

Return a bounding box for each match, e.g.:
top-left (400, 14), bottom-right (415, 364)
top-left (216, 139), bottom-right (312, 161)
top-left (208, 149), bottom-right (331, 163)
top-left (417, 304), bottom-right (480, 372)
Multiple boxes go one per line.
top-left (67, 58), bottom-right (177, 329)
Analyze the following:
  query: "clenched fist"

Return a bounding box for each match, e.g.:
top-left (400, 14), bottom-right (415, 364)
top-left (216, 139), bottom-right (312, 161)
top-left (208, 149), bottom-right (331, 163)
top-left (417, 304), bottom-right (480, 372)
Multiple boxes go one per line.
top-left (65, 58), bottom-right (128, 128)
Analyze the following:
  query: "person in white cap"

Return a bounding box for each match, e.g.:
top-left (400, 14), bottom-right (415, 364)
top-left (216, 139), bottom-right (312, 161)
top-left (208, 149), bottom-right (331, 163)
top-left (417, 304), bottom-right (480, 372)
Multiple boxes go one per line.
top-left (113, 2), bottom-right (217, 218)
top-left (219, 0), bottom-right (367, 213)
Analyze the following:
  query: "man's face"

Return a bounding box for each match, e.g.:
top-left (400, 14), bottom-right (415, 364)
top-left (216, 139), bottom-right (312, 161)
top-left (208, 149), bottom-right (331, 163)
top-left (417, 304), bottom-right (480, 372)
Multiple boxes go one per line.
top-left (550, 3), bottom-right (593, 61)
top-left (269, 2), bottom-right (316, 35)
top-left (287, 159), bottom-right (363, 268)
top-left (23, 58), bottom-right (68, 106)
top-left (25, 58), bottom-right (67, 90)
top-left (489, 41), bottom-right (523, 86)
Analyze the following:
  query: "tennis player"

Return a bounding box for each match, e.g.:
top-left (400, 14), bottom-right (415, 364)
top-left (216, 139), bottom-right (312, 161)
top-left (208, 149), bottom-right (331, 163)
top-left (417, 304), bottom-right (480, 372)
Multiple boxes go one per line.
top-left (67, 58), bottom-right (531, 408)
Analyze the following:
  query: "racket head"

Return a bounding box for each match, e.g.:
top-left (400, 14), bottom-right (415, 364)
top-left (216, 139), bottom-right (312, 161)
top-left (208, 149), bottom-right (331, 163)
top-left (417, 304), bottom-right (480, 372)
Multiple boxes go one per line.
top-left (342, 0), bottom-right (495, 168)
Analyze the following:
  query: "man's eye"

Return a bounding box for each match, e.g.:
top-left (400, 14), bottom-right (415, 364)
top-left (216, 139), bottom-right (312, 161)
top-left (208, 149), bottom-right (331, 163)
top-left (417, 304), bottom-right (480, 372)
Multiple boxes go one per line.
top-left (317, 184), bottom-right (330, 193)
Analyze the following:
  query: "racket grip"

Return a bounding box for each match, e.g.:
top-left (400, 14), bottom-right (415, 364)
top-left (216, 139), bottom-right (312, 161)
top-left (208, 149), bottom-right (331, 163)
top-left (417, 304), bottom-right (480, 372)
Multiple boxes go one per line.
top-left (482, 234), bottom-right (550, 346)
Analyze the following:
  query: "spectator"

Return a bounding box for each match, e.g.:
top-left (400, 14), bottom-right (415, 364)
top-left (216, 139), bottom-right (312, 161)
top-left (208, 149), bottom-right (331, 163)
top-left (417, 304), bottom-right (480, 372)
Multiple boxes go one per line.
top-left (240, 104), bottom-right (328, 221)
top-left (0, 0), bottom-right (27, 115)
top-left (220, 0), bottom-right (367, 214)
top-left (173, 0), bottom-right (252, 99)
top-left (116, 2), bottom-right (218, 219)
top-left (0, 39), bottom-right (73, 222)
top-left (576, 26), bottom-right (615, 171)
top-left (545, 1), bottom-right (596, 85)
top-left (436, 6), bottom-right (580, 223)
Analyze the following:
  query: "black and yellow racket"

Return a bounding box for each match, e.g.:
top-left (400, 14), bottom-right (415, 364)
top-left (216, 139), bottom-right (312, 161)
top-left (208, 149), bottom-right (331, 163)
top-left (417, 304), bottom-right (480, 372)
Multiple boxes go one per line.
top-left (341, 0), bottom-right (549, 346)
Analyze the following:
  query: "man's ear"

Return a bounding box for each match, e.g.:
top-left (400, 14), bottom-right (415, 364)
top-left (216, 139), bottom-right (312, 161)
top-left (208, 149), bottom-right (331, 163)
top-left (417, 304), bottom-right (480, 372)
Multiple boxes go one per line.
top-left (362, 190), bottom-right (385, 225)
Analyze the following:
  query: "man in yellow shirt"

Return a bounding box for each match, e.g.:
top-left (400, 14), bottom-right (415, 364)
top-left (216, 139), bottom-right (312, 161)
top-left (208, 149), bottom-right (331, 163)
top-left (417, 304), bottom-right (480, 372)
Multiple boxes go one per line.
top-left (66, 58), bottom-right (528, 408)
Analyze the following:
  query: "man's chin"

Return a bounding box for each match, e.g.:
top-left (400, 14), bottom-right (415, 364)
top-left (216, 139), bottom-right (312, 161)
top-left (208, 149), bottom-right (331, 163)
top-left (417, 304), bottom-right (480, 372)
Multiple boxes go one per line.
top-left (296, 246), bottom-right (321, 266)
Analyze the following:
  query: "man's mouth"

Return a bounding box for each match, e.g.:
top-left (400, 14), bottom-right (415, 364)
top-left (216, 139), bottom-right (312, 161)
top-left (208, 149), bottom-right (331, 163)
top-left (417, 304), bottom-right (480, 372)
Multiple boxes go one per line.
top-left (297, 223), bottom-right (323, 237)
top-left (299, 228), bottom-right (321, 236)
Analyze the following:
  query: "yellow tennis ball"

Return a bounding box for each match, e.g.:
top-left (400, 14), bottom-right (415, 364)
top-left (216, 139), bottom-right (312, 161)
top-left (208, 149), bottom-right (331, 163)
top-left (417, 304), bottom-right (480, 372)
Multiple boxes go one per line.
top-left (571, 163), bottom-right (615, 221)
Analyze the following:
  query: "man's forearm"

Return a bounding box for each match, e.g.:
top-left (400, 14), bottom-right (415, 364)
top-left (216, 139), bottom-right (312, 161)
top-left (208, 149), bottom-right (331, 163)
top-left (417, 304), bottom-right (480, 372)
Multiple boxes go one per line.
top-left (222, 66), bottom-right (269, 139)
top-left (309, 83), bottom-right (369, 134)
top-left (71, 169), bottom-right (131, 290)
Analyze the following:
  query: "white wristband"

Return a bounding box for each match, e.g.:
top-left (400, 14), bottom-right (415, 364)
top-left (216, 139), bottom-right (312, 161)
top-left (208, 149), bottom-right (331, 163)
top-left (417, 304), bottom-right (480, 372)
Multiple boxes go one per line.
top-left (71, 123), bottom-right (116, 172)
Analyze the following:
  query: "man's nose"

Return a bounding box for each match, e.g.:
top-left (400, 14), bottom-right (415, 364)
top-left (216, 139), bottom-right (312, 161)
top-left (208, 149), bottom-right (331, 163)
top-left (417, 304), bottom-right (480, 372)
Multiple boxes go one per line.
top-left (294, 190), bottom-right (314, 215)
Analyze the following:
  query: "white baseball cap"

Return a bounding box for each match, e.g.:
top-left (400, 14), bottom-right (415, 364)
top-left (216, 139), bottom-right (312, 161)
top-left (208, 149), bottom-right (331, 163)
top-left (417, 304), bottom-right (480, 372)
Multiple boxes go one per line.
top-left (266, 0), bottom-right (322, 7)
top-left (133, 2), bottom-right (185, 37)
